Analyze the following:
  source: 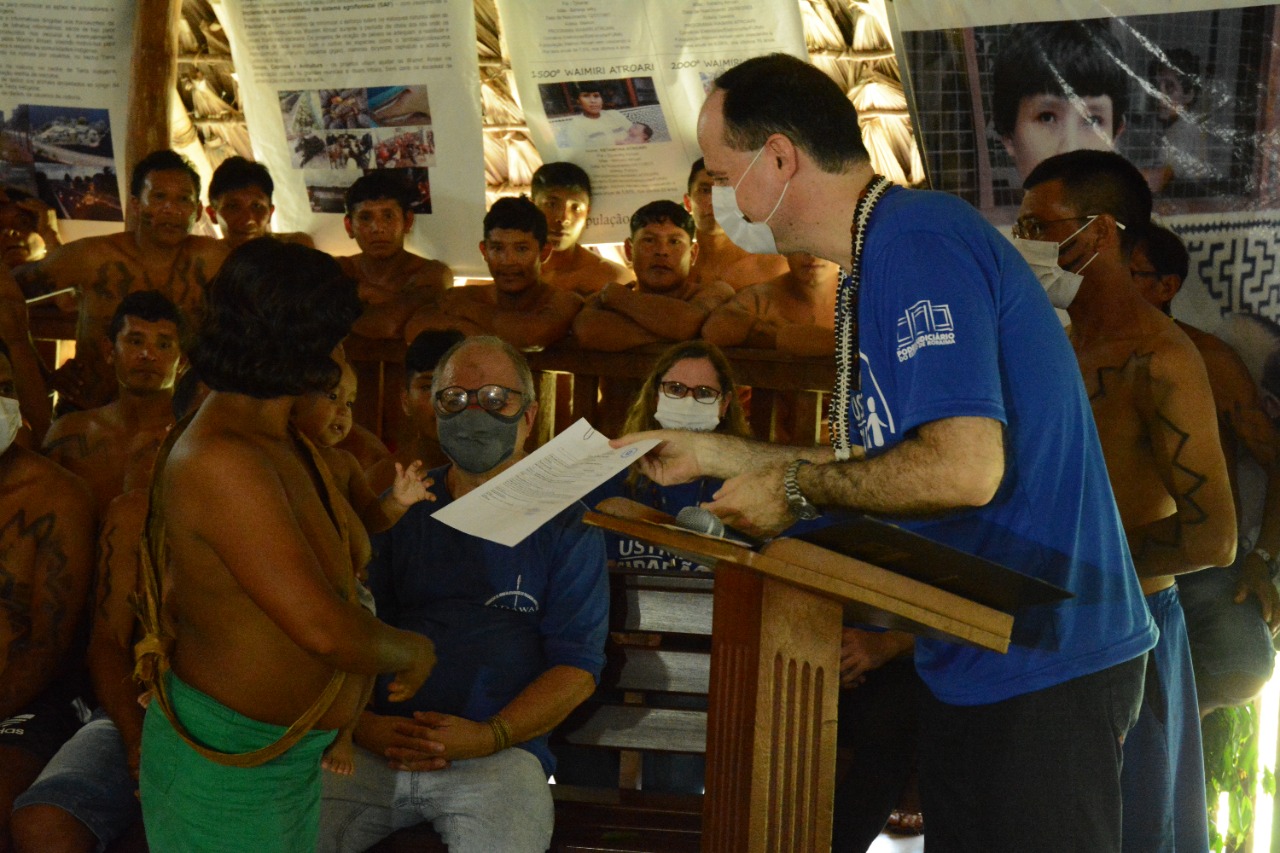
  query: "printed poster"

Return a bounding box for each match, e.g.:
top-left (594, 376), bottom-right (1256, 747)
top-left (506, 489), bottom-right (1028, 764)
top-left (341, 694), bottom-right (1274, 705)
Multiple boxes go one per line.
top-left (0, 0), bottom-right (132, 239)
top-left (888, 0), bottom-right (1280, 328)
top-left (497, 0), bottom-right (808, 243)
top-left (219, 0), bottom-right (486, 274)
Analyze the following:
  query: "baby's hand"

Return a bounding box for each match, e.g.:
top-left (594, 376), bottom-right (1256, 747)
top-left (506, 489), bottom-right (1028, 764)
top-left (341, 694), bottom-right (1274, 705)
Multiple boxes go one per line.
top-left (392, 460), bottom-right (433, 507)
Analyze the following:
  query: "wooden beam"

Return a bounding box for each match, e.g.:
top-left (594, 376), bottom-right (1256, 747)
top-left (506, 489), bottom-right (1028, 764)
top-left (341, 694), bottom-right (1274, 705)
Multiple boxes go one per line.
top-left (125, 0), bottom-right (182, 179)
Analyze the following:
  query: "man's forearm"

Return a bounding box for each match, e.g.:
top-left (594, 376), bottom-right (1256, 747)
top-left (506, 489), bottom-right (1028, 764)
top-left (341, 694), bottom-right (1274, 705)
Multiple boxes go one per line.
top-left (495, 664), bottom-right (596, 744)
top-left (1128, 513), bottom-right (1237, 579)
top-left (697, 432), bottom-right (832, 481)
top-left (611, 290), bottom-right (706, 340)
top-left (87, 635), bottom-right (145, 755)
top-left (798, 417), bottom-right (1003, 516)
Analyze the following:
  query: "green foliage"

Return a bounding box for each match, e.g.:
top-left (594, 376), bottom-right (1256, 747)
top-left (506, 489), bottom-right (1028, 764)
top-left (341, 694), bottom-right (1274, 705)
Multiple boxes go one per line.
top-left (1203, 704), bottom-right (1261, 853)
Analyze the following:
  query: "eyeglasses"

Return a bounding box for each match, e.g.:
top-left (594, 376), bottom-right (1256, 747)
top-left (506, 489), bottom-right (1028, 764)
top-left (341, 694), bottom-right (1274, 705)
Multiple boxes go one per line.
top-left (1011, 215), bottom-right (1094, 241)
top-left (1130, 269), bottom-right (1161, 279)
top-left (660, 380), bottom-right (722, 404)
top-left (434, 384), bottom-right (525, 415)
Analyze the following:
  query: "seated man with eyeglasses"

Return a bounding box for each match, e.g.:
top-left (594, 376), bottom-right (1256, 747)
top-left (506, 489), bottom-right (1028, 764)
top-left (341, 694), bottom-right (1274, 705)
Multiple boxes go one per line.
top-left (319, 335), bottom-right (609, 853)
top-left (1019, 151), bottom-right (1234, 852)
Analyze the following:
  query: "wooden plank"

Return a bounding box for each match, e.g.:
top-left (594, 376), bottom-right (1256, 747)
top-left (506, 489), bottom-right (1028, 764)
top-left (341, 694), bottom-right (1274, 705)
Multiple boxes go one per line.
top-left (617, 589), bottom-right (713, 636)
top-left (562, 706), bottom-right (706, 754)
top-left (612, 647), bottom-right (709, 694)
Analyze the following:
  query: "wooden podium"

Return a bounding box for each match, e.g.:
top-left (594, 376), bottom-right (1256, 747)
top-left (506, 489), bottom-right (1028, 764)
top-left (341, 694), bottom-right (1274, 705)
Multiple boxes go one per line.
top-left (584, 498), bottom-right (1068, 853)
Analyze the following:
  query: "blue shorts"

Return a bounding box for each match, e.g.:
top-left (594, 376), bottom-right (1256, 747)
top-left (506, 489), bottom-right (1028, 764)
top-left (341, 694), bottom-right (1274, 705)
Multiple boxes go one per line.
top-left (12, 709), bottom-right (139, 852)
top-left (0, 681), bottom-right (88, 763)
top-left (1121, 586), bottom-right (1209, 853)
top-left (1177, 564), bottom-right (1275, 706)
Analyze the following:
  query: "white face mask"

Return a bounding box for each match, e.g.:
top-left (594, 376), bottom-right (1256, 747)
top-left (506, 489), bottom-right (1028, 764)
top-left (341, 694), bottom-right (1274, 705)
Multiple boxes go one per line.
top-left (1011, 215), bottom-right (1104, 309)
top-left (0, 396), bottom-right (20, 455)
top-left (710, 145), bottom-right (790, 255)
top-left (655, 394), bottom-right (721, 432)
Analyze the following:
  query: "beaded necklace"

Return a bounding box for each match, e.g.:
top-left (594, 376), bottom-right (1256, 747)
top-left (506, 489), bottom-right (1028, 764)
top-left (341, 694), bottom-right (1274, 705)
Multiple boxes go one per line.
top-left (830, 174), bottom-right (891, 461)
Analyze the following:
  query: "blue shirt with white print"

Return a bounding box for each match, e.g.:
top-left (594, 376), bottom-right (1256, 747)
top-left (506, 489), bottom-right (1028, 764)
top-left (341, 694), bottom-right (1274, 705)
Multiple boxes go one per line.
top-left (366, 465), bottom-right (609, 775)
top-left (845, 186), bottom-right (1155, 705)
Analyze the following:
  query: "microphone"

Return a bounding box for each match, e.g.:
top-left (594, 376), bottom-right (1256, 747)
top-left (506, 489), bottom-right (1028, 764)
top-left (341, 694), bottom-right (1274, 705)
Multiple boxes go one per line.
top-left (675, 505), bottom-right (724, 538)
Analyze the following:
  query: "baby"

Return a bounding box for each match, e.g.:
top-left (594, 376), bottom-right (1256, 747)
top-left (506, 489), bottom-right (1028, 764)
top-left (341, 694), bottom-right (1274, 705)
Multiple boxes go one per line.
top-left (620, 122), bottom-right (653, 144)
top-left (291, 359), bottom-right (431, 775)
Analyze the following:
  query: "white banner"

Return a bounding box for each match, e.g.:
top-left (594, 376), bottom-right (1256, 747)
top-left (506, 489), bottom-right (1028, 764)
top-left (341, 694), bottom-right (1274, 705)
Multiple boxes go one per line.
top-left (220, 0), bottom-right (487, 275)
top-left (0, 0), bottom-right (132, 238)
top-left (496, 0), bottom-right (808, 243)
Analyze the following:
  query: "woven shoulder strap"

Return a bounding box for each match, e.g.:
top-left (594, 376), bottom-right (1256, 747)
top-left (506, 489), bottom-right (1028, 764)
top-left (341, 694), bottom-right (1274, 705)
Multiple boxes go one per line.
top-left (134, 417), bottom-right (354, 767)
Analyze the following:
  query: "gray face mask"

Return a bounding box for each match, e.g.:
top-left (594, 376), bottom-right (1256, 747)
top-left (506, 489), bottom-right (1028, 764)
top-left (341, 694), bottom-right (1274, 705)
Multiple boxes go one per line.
top-left (437, 406), bottom-right (524, 474)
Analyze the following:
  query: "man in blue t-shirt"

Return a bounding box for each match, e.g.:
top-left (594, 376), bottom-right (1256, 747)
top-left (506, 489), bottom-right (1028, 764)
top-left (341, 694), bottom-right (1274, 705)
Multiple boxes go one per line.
top-left (1020, 150), bottom-right (1236, 852)
top-left (618, 53), bottom-right (1157, 851)
top-left (319, 336), bottom-right (609, 853)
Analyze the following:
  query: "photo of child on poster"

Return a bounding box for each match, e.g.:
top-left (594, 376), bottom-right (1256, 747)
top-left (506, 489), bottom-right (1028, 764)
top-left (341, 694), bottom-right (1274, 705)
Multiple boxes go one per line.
top-left (900, 6), bottom-right (1273, 217)
top-left (540, 77), bottom-right (671, 150)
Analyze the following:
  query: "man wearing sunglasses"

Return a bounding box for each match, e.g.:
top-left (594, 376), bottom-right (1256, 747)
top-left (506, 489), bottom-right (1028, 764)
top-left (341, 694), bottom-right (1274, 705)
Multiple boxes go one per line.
top-left (1020, 150), bottom-right (1234, 852)
top-left (320, 335), bottom-right (608, 853)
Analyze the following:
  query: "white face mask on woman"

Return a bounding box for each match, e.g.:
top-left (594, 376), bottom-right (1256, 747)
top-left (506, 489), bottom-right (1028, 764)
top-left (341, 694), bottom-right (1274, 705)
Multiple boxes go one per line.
top-left (655, 394), bottom-right (721, 432)
top-left (711, 145), bottom-right (790, 255)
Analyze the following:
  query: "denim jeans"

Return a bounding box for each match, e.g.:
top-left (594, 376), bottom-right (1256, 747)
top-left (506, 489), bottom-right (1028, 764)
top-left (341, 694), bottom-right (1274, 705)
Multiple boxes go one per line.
top-left (13, 709), bottom-right (139, 852)
top-left (319, 744), bottom-right (553, 853)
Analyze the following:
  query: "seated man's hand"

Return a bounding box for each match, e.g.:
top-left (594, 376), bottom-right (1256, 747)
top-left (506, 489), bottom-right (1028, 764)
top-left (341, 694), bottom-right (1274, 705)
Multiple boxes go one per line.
top-left (408, 711), bottom-right (497, 762)
top-left (1237, 553), bottom-right (1280, 635)
top-left (355, 711), bottom-right (449, 772)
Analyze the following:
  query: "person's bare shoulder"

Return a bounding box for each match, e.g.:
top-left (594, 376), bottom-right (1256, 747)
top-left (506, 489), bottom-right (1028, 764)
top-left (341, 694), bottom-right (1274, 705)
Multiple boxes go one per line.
top-left (336, 254), bottom-right (360, 278)
top-left (406, 257), bottom-right (453, 291)
top-left (444, 283), bottom-right (495, 306)
top-left (1147, 317), bottom-right (1213, 391)
top-left (42, 409), bottom-right (100, 454)
top-left (580, 248), bottom-right (630, 283)
top-left (5, 445), bottom-right (95, 512)
top-left (318, 445), bottom-right (361, 494)
top-left (186, 234), bottom-right (230, 264)
top-left (1183, 324), bottom-right (1259, 406)
top-left (274, 232), bottom-right (316, 249)
top-left (691, 278), bottom-right (736, 306)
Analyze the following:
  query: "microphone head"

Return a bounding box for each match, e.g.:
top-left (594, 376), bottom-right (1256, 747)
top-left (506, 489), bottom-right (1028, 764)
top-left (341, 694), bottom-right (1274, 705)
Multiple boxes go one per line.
top-left (675, 505), bottom-right (725, 538)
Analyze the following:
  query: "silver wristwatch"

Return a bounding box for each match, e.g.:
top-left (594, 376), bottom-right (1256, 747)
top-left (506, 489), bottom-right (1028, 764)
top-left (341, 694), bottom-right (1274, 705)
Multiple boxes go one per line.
top-left (784, 459), bottom-right (820, 521)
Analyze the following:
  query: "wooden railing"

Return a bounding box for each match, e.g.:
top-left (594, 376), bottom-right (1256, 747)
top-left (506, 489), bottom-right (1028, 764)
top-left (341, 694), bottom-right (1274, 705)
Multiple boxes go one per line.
top-left (27, 316), bottom-right (836, 449)
top-left (342, 336), bottom-right (835, 450)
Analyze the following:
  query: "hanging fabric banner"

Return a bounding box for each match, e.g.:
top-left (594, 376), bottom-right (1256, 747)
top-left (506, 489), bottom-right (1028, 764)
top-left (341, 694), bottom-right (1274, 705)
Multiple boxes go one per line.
top-left (220, 0), bottom-right (487, 274)
top-left (496, 0), bottom-right (808, 243)
top-left (887, 0), bottom-right (1280, 328)
top-left (0, 0), bottom-right (133, 239)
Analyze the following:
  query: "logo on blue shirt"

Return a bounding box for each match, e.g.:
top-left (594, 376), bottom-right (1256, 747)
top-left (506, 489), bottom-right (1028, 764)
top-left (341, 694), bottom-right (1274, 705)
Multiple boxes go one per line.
top-left (896, 300), bottom-right (955, 362)
top-left (485, 574), bottom-right (540, 613)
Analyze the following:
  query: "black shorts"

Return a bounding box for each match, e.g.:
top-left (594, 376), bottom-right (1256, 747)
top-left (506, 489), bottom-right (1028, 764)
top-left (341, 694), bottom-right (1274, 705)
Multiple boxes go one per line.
top-left (0, 682), bottom-right (89, 763)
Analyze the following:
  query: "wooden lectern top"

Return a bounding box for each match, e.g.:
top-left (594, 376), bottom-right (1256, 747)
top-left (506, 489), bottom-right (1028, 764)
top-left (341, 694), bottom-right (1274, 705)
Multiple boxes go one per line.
top-left (586, 498), bottom-right (1070, 654)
